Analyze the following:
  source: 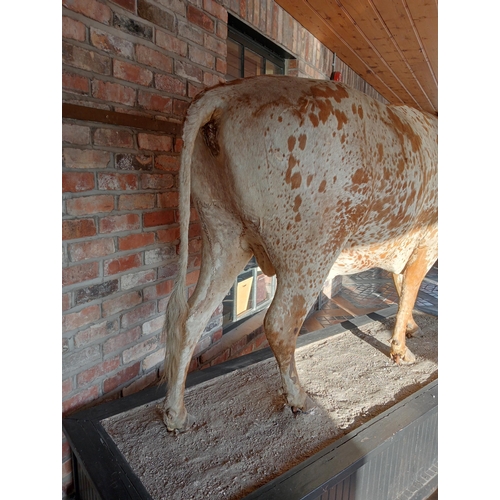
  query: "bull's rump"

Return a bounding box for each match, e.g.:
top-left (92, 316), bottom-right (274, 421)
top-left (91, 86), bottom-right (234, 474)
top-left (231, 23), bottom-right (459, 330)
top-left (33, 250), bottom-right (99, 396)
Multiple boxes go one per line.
top-left (190, 76), bottom-right (438, 276)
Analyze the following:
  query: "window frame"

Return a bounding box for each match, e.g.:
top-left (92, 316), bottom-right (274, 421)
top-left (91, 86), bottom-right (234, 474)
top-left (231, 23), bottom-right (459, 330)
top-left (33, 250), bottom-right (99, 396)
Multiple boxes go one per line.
top-left (227, 27), bottom-right (286, 79)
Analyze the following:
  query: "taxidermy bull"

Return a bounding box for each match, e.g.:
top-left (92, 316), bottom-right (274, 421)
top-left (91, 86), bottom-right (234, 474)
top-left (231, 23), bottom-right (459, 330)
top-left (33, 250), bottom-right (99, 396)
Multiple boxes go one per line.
top-left (160, 75), bottom-right (438, 432)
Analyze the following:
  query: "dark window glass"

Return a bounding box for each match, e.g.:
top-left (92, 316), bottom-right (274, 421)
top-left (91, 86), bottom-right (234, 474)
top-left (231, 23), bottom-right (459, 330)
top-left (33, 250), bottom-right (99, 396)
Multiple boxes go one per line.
top-left (227, 38), bottom-right (242, 81)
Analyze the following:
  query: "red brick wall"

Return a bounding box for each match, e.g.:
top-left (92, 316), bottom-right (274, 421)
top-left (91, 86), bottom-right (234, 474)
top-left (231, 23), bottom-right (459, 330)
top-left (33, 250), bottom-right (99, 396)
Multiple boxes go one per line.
top-left (61, 1), bottom-right (355, 497)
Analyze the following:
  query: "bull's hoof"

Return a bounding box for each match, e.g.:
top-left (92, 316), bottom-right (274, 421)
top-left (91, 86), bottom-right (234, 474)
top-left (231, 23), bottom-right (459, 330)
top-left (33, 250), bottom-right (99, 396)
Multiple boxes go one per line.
top-left (390, 346), bottom-right (416, 365)
top-left (291, 395), bottom-right (316, 415)
top-left (161, 408), bottom-right (196, 434)
top-left (406, 326), bottom-right (422, 338)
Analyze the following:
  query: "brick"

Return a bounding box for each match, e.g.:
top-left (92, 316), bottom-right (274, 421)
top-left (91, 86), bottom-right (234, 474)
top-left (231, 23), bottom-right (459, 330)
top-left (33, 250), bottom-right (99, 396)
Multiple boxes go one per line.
top-left (178, 21), bottom-right (204, 45)
top-left (62, 304), bottom-right (101, 333)
top-left (103, 325), bottom-right (141, 354)
top-left (154, 73), bottom-right (186, 96)
top-left (142, 315), bottom-right (164, 335)
top-left (186, 270), bottom-right (200, 286)
top-left (138, 90), bottom-right (172, 113)
top-left (188, 83), bottom-right (203, 98)
top-left (120, 269), bottom-right (156, 290)
top-left (63, 148), bottom-right (111, 169)
top-left (99, 214), bottom-right (140, 233)
top-left (136, 44), bottom-right (173, 73)
top-left (156, 226), bottom-right (180, 244)
top-left (122, 371), bottom-right (157, 397)
top-left (137, 134), bottom-right (173, 152)
top-left (90, 27), bottom-right (134, 58)
top-left (92, 79), bottom-right (136, 106)
top-left (211, 327), bottom-right (223, 343)
top-left (113, 59), bottom-right (153, 87)
top-left (63, 293), bottom-right (71, 311)
top-left (63, 70), bottom-right (90, 94)
top-left (62, 378), bottom-right (73, 399)
top-left (157, 191), bottom-right (179, 208)
top-left (174, 60), bottom-right (203, 83)
top-left (115, 153), bottom-right (153, 171)
top-left (62, 384), bottom-right (99, 416)
top-left (143, 210), bottom-right (175, 227)
top-left (102, 290), bottom-right (142, 317)
top-left (174, 137), bottom-right (183, 153)
top-left (230, 336), bottom-right (248, 356)
top-left (193, 334), bottom-right (211, 357)
top-left (141, 172), bottom-right (174, 189)
top-left (98, 172), bottom-right (138, 191)
top-left (137, 0), bottom-right (175, 31)
top-left (203, 72), bottom-right (220, 88)
top-left (216, 20), bottom-right (227, 40)
top-left (63, 172), bottom-right (95, 193)
top-left (156, 30), bottom-right (188, 57)
top-left (144, 246), bottom-right (175, 265)
top-left (62, 218), bottom-right (97, 240)
top-left (113, 12), bottom-right (153, 40)
top-left (77, 357), bottom-right (121, 386)
top-left (62, 345), bottom-right (101, 375)
top-left (109, 0), bottom-right (135, 12)
top-left (173, 98), bottom-right (189, 117)
top-left (156, 0), bottom-right (186, 16)
top-left (63, 42), bottom-right (111, 75)
top-left (63, 337), bottom-right (70, 357)
top-left (94, 128), bottom-right (134, 148)
top-left (189, 45), bottom-right (215, 69)
top-left (143, 279), bottom-right (174, 300)
top-left (62, 0), bottom-right (112, 24)
top-left (118, 193), bottom-right (155, 211)
top-left (69, 237), bottom-right (115, 261)
top-left (66, 195), bottom-right (115, 215)
top-left (62, 261), bottom-right (99, 286)
top-left (187, 5), bottom-right (215, 32)
top-left (104, 253), bottom-right (142, 275)
top-left (122, 335), bottom-right (157, 363)
top-left (203, 0), bottom-right (228, 22)
top-left (63, 123), bottom-right (91, 145)
top-left (62, 16), bottom-right (86, 41)
top-left (75, 279), bottom-right (119, 305)
top-left (74, 319), bottom-right (120, 347)
top-left (204, 33), bottom-right (227, 57)
top-left (143, 347), bottom-right (165, 371)
top-left (154, 154), bottom-right (179, 171)
top-left (103, 362), bottom-right (140, 393)
top-left (189, 222), bottom-right (202, 238)
top-left (215, 57), bottom-right (227, 74)
top-left (118, 232), bottom-right (155, 251)
top-left (157, 293), bottom-right (172, 313)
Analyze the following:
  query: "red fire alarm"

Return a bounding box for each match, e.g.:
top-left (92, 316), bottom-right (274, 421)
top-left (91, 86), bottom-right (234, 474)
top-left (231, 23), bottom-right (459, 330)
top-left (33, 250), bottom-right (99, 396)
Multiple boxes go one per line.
top-left (333, 71), bottom-right (342, 82)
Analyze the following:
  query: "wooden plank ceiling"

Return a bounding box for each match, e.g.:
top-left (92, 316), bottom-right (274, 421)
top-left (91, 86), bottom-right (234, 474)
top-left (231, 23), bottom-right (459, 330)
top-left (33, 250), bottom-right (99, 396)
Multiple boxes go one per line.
top-left (275, 0), bottom-right (438, 115)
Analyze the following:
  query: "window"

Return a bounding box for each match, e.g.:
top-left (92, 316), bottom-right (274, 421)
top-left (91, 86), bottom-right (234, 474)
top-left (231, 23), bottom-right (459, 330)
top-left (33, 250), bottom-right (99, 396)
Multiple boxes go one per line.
top-left (223, 257), bottom-right (276, 330)
top-left (222, 17), bottom-right (292, 333)
top-left (226, 15), bottom-right (289, 81)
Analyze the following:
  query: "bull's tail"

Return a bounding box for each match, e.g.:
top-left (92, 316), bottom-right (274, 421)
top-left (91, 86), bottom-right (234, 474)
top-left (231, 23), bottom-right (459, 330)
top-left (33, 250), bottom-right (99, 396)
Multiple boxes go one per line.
top-left (161, 90), bottom-right (226, 388)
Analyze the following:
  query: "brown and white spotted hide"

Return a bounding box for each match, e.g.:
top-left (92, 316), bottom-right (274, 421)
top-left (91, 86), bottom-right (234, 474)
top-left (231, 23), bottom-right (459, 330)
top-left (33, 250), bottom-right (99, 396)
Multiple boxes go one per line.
top-left (161, 75), bottom-right (438, 432)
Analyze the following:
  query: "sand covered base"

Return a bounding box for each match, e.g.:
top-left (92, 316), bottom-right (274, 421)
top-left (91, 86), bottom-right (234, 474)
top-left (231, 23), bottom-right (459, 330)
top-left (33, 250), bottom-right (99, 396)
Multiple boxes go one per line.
top-left (102, 312), bottom-right (437, 500)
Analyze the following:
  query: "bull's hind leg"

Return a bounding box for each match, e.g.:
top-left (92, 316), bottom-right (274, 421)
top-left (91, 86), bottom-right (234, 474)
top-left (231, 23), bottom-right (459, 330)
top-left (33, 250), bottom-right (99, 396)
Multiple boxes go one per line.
top-left (390, 246), bottom-right (434, 364)
top-left (162, 217), bottom-right (252, 432)
top-left (263, 273), bottom-right (327, 414)
top-left (392, 273), bottom-right (421, 337)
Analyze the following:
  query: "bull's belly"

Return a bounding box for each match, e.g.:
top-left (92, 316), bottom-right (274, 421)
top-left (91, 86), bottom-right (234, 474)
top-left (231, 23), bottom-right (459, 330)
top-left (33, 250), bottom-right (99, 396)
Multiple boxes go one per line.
top-left (327, 231), bottom-right (433, 278)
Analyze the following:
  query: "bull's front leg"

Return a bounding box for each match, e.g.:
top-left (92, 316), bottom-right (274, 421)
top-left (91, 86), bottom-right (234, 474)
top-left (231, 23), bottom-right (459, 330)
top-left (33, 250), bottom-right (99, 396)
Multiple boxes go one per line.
top-left (390, 247), bottom-right (431, 364)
